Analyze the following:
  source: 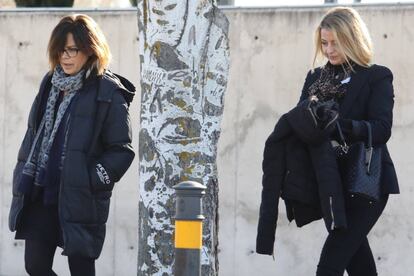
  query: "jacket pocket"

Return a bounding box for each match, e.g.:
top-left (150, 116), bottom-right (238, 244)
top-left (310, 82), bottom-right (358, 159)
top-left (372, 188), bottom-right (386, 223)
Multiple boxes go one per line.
top-left (94, 192), bottom-right (112, 224)
top-left (61, 187), bottom-right (96, 223)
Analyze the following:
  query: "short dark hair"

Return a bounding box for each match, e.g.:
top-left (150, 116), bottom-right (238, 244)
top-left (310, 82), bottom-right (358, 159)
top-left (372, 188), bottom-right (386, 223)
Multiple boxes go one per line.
top-left (47, 14), bottom-right (111, 75)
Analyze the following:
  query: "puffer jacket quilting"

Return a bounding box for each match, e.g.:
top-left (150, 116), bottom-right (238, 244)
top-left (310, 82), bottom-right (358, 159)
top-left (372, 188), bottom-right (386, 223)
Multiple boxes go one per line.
top-left (9, 70), bottom-right (135, 259)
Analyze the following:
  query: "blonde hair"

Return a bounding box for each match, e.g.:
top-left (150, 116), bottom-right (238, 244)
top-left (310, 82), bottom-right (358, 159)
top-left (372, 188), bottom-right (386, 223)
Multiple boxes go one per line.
top-left (48, 14), bottom-right (111, 75)
top-left (313, 7), bottom-right (373, 69)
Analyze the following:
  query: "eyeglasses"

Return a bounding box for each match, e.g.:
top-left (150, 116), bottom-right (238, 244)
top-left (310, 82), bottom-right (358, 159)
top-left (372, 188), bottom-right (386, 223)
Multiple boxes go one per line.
top-left (61, 47), bottom-right (80, 58)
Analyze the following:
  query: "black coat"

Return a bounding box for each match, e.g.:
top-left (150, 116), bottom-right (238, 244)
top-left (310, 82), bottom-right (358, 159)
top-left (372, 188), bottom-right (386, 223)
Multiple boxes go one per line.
top-left (9, 71), bottom-right (135, 259)
top-left (256, 101), bottom-right (347, 255)
top-left (301, 64), bottom-right (399, 194)
top-left (256, 63), bottom-right (399, 256)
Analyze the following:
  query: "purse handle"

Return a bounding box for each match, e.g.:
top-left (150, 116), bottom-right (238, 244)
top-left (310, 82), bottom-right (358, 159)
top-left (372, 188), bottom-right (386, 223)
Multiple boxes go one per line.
top-left (336, 121), bottom-right (349, 154)
top-left (364, 122), bottom-right (374, 174)
top-left (336, 120), bottom-right (374, 174)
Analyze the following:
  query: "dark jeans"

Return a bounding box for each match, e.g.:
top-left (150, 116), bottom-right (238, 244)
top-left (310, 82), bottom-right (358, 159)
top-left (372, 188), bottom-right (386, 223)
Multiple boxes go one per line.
top-left (24, 239), bottom-right (96, 276)
top-left (316, 194), bottom-right (388, 276)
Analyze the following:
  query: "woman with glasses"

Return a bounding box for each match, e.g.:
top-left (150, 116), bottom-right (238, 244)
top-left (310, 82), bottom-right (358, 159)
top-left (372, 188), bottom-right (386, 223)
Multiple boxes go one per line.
top-left (8, 14), bottom-right (135, 276)
top-left (256, 7), bottom-right (399, 276)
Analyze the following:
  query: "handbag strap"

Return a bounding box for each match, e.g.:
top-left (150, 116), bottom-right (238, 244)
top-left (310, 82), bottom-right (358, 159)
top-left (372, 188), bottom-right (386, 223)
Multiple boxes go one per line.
top-left (335, 121), bottom-right (349, 154)
top-left (364, 121), bottom-right (373, 148)
top-left (363, 121), bottom-right (374, 174)
top-left (336, 120), bottom-right (374, 173)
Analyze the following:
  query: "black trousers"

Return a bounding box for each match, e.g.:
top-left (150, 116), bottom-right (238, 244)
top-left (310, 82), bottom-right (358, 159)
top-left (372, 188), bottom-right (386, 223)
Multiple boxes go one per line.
top-left (24, 239), bottom-right (95, 276)
top-left (316, 194), bottom-right (388, 276)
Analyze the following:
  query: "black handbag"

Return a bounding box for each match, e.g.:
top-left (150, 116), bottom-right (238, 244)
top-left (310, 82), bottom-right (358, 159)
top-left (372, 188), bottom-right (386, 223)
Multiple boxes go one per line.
top-left (336, 121), bottom-right (382, 202)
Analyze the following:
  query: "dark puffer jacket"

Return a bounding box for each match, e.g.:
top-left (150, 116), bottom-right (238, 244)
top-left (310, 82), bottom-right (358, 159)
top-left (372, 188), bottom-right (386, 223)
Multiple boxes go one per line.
top-left (9, 70), bottom-right (135, 259)
top-left (256, 100), bottom-right (347, 255)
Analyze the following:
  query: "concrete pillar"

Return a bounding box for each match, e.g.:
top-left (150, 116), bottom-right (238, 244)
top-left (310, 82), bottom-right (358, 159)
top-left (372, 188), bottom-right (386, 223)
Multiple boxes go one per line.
top-left (217, 0), bottom-right (234, 5)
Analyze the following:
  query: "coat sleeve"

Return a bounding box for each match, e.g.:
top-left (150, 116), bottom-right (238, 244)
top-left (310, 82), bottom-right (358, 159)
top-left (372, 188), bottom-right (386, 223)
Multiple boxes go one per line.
top-left (256, 118), bottom-right (286, 255)
top-left (18, 73), bottom-right (51, 162)
top-left (346, 66), bottom-right (394, 145)
top-left (89, 90), bottom-right (135, 191)
top-left (298, 69), bottom-right (320, 104)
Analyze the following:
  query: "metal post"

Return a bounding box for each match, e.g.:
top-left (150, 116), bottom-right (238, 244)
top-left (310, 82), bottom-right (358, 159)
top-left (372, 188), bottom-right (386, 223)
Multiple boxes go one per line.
top-left (173, 181), bottom-right (206, 276)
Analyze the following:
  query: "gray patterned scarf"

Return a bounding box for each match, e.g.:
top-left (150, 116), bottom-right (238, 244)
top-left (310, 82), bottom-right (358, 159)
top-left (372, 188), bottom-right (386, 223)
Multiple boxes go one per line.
top-left (19, 66), bottom-right (84, 193)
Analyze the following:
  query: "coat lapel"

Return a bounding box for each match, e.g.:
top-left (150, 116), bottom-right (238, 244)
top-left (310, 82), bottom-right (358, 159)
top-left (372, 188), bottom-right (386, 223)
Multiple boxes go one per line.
top-left (339, 66), bottom-right (370, 117)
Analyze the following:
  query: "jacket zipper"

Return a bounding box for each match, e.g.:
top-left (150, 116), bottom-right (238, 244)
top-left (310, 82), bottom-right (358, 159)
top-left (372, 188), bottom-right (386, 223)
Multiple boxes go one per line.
top-left (58, 92), bottom-right (81, 252)
top-left (329, 196), bottom-right (335, 230)
top-left (284, 170), bottom-right (290, 182)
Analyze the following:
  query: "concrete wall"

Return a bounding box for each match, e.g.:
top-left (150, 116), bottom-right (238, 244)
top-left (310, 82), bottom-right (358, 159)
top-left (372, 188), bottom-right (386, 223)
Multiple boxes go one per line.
top-left (0, 4), bottom-right (413, 275)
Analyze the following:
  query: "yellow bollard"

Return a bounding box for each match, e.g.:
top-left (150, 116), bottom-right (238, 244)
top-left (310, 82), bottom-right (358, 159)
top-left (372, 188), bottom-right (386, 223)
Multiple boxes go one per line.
top-left (173, 181), bottom-right (206, 276)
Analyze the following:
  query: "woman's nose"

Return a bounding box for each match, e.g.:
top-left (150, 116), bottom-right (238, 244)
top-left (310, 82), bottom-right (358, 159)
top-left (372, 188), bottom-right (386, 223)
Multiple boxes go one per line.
top-left (326, 45), bottom-right (335, 54)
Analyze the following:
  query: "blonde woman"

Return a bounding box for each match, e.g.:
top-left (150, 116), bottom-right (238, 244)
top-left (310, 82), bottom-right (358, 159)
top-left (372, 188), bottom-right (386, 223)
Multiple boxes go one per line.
top-left (256, 7), bottom-right (398, 276)
top-left (9, 14), bottom-right (135, 275)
